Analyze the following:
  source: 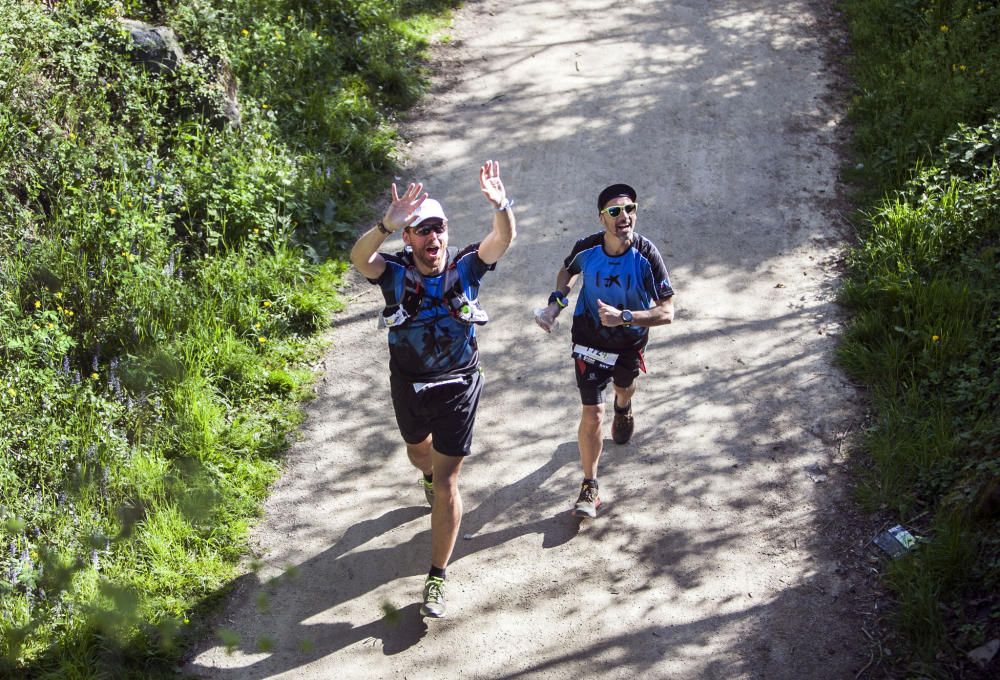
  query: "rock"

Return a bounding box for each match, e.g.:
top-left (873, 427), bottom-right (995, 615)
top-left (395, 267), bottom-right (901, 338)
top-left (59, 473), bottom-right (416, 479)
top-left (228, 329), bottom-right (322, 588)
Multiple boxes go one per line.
top-left (117, 18), bottom-right (240, 127)
top-left (119, 19), bottom-right (185, 73)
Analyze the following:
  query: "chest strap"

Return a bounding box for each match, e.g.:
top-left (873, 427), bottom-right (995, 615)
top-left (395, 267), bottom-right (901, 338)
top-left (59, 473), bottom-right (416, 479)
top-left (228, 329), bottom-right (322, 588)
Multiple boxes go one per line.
top-left (379, 248), bottom-right (488, 328)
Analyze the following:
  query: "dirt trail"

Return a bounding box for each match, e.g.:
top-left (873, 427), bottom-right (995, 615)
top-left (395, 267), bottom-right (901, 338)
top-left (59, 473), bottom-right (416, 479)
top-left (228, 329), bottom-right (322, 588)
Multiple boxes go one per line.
top-left (187, 1), bottom-right (879, 677)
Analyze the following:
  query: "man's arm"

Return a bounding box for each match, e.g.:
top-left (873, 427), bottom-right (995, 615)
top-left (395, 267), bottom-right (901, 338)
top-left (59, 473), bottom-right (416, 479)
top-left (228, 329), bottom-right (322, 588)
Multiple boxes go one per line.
top-left (535, 265), bottom-right (578, 332)
top-left (597, 296), bottom-right (674, 328)
top-left (350, 225), bottom-right (390, 280)
top-left (477, 160), bottom-right (516, 265)
top-left (350, 182), bottom-right (426, 280)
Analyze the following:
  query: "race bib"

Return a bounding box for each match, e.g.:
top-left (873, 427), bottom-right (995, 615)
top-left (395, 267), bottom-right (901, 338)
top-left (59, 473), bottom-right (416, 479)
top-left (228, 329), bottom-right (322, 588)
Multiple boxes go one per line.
top-left (571, 344), bottom-right (619, 370)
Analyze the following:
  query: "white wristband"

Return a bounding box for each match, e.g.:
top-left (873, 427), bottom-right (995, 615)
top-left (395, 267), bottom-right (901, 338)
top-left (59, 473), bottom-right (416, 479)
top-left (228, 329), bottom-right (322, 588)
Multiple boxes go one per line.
top-left (495, 198), bottom-right (513, 211)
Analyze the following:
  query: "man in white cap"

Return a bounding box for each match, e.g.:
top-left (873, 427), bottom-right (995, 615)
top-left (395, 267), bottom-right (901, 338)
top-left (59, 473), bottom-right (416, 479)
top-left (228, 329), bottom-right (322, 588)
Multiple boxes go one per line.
top-left (350, 161), bottom-right (515, 617)
top-left (535, 183), bottom-right (674, 519)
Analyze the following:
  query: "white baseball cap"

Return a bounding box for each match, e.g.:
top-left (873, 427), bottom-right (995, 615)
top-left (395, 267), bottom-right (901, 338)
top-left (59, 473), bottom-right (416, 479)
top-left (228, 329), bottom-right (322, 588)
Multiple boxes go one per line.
top-left (411, 198), bottom-right (447, 226)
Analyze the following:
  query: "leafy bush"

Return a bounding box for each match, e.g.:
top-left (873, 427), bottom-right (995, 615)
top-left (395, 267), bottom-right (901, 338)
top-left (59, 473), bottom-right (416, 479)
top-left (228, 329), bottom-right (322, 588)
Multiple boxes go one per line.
top-left (839, 3), bottom-right (1000, 671)
top-left (0, 0), bottom-right (455, 674)
top-left (845, 0), bottom-right (1000, 198)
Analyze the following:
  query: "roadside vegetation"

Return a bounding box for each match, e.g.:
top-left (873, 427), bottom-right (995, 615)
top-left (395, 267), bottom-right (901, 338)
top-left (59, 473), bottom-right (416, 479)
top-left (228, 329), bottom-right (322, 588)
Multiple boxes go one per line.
top-left (839, 0), bottom-right (999, 676)
top-left (0, 0), bottom-right (455, 675)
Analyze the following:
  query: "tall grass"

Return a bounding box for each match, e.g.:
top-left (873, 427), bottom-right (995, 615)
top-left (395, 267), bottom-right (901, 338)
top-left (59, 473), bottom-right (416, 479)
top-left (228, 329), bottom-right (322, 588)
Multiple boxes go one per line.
top-left (0, 0), bottom-right (457, 675)
top-left (840, 1), bottom-right (1000, 674)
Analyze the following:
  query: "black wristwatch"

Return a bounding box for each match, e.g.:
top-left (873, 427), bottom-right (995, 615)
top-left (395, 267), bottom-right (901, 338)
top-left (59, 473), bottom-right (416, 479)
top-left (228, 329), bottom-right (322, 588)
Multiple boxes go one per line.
top-left (548, 291), bottom-right (569, 308)
top-left (621, 309), bottom-right (633, 326)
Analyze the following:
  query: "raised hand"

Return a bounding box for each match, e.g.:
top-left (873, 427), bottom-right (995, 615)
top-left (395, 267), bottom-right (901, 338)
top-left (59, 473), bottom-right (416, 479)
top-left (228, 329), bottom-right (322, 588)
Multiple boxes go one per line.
top-left (479, 160), bottom-right (507, 208)
top-left (383, 182), bottom-right (427, 232)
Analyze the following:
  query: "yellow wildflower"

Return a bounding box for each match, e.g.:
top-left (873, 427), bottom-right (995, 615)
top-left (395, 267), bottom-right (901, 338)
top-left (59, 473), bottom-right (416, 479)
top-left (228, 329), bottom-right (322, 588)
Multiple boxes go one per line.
top-left (940, 24), bottom-right (949, 32)
top-left (258, 336), bottom-right (267, 344)
top-left (34, 300), bottom-right (41, 309)
top-left (91, 373), bottom-right (99, 380)
top-left (263, 300), bottom-right (272, 307)
top-left (242, 29), bottom-right (249, 37)
top-left (932, 335), bottom-right (940, 342)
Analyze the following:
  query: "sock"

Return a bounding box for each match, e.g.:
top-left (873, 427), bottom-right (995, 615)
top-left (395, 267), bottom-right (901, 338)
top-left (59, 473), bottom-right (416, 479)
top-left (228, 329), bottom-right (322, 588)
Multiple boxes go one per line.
top-left (583, 478), bottom-right (598, 488)
top-left (429, 565), bottom-right (446, 580)
top-left (614, 397), bottom-right (631, 412)
top-left (423, 472), bottom-right (433, 483)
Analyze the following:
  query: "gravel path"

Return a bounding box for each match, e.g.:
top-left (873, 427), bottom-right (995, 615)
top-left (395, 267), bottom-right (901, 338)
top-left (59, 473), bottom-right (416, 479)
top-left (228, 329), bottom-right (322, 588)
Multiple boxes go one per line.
top-left (186, 1), bottom-right (878, 677)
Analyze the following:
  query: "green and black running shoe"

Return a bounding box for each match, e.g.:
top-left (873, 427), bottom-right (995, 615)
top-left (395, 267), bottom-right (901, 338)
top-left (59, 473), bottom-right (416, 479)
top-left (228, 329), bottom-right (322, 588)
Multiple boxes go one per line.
top-left (420, 576), bottom-right (446, 618)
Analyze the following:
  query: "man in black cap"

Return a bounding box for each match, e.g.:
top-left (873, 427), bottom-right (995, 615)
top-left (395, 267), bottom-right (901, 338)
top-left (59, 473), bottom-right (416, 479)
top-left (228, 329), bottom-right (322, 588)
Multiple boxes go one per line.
top-left (535, 183), bottom-right (674, 518)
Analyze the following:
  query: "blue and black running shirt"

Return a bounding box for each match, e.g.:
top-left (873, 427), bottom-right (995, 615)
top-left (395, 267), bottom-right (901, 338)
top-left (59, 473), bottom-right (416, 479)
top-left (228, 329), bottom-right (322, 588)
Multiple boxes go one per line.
top-left (373, 244), bottom-right (494, 382)
top-left (564, 232), bottom-right (673, 351)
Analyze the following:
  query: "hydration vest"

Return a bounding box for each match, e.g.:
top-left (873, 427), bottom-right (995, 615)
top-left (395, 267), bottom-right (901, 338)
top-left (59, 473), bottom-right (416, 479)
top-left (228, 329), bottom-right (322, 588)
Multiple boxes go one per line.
top-left (379, 247), bottom-right (489, 328)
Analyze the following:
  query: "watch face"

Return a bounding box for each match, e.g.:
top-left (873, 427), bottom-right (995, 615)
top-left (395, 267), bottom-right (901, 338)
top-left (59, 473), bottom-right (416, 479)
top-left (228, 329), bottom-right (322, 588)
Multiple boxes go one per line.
top-left (622, 310), bottom-right (632, 323)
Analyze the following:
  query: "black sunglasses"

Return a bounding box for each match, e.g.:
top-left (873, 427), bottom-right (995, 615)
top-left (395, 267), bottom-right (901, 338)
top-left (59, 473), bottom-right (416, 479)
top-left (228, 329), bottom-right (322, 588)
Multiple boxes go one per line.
top-left (601, 203), bottom-right (638, 218)
top-left (409, 221), bottom-right (447, 236)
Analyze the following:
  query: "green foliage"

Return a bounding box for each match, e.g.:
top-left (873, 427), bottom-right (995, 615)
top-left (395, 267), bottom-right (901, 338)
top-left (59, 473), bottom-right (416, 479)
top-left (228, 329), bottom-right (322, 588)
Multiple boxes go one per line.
top-left (0, 0), bottom-right (456, 674)
top-left (839, 3), bottom-right (1000, 673)
top-left (844, 0), bottom-right (1000, 198)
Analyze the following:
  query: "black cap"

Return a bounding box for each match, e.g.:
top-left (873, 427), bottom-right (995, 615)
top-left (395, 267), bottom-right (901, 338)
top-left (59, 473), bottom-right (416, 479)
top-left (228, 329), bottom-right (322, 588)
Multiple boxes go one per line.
top-left (598, 183), bottom-right (637, 211)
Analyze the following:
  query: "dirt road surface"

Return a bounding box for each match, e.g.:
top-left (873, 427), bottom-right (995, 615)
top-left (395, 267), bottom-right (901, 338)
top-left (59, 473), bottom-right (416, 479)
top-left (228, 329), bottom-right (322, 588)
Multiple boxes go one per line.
top-left (187, 1), bottom-right (880, 677)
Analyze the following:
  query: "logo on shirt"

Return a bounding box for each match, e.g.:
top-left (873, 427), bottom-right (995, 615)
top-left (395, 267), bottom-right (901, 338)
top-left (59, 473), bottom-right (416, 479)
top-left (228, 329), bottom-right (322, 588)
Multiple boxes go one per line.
top-left (603, 274), bottom-right (622, 288)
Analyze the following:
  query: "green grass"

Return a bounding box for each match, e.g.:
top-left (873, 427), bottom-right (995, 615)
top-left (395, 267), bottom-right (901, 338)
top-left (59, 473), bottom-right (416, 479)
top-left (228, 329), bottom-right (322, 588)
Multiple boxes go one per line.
top-left (839, 0), bottom-right (1000, 675)
top-left (0, 0), bottom-right (459, 675)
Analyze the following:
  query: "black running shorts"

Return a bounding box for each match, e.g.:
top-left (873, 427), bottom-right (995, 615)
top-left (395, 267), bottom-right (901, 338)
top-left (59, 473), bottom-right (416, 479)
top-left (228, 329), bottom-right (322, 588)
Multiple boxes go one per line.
top-left (574, 348), bottom-right (645, 406)
top-left (389, 368), bottom-right (483, 457)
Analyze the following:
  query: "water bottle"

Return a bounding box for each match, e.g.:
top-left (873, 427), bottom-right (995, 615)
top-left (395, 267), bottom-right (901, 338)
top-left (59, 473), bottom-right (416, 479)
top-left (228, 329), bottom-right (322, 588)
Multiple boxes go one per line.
top-left (534, 306), bottom-right (559, 332)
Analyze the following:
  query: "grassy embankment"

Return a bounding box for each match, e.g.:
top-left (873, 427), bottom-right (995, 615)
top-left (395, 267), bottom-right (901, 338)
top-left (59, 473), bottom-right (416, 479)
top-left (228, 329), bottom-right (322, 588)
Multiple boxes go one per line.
top-left (839, 0), bottom-right (999, 676)
top-left (0, 0), bottom-right (454, 675)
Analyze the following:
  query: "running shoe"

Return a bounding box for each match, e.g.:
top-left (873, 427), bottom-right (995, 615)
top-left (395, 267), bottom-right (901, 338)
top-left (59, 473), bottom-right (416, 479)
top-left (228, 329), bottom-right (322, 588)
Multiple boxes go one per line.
top-left (419, 477), bottom-right (434, 506)
top-left (611, 400), bottom-right (634, 444)
top-left (421, 576), bottom-right (446, 618)
top-left (573, 480), bottom-right (602, 519)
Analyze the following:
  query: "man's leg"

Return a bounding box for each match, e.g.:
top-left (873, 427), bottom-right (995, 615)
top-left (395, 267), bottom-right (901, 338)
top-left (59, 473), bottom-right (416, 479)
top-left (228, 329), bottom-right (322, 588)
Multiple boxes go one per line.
top-left (430, 449), bottom-right (464, 570)
top-left (578, 404), bottom-right (604, 479)
top-left (573, 404), bottom-right (604, 518)
top-left (611, 381), bottom-right (637, 445)
top-left (612, 382), bottom-right (636, 412)
top-left (406, 436), bottom-right (433, 476)
top-left (406, 436), bottom-right (436, 505)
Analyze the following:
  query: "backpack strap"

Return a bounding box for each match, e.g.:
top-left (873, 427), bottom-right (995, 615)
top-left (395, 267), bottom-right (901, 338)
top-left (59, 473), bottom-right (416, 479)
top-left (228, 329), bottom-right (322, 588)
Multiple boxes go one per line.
top-left (379, 247), bottom-right (488, 327)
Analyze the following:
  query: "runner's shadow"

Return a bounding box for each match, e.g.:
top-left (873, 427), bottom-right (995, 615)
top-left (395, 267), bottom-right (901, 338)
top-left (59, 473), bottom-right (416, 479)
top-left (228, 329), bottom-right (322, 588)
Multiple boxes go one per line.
top-left (454, 441), bottom-right (581, 552)
top-left (325, 506), bottom-right (428, 560)
top-left (185, 443), bottom-right (579, 678)
top-left (299, 603), bottom-right (428, 657)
